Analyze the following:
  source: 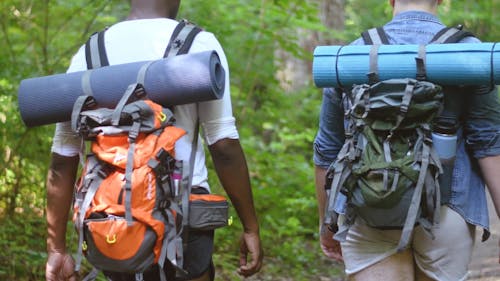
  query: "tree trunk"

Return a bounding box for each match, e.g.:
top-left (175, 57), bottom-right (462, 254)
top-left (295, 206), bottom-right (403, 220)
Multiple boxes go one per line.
top-left (276, 0), bottom-right (346, 91)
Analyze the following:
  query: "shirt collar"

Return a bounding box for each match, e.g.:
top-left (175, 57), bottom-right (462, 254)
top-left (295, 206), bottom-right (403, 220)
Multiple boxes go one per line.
top-left (392, 10), bottom-right (441, 24)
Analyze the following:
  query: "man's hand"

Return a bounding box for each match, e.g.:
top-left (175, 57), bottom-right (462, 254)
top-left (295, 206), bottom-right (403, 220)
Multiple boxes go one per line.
top-left (46, 251), bottom-right (77, 281)
top-left (320, 225), bottom-right (343, 262)
top-left (237, 231), bottom-right (263, 277)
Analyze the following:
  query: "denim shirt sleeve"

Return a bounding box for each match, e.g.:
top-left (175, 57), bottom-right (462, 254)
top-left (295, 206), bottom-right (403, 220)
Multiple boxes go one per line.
top-left (455, 34), bottom-right (500, 158)
top-left (313, 88), bottom-right (346, 168)
top-left (463, 86), bottom-right (500, 159)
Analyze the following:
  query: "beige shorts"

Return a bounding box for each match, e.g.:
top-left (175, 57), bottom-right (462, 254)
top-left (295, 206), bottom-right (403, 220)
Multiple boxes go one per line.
top-left (340, 206), bottom-right (476, 281)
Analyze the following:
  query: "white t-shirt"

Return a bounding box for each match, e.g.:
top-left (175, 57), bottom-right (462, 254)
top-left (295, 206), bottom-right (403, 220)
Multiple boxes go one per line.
top-left (51, 18), bottom-right (239, 190)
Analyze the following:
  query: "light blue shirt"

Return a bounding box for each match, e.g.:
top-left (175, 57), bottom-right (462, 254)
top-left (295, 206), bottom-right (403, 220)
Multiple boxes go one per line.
top-left (313, 11), bottom-right (500, 237)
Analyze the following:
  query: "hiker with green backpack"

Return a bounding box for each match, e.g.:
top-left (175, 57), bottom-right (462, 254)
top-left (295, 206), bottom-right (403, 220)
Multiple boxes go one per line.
top-left (45, 1), bottom-right (263, 280)
top-left (313, 0), bottom-right (500, 280)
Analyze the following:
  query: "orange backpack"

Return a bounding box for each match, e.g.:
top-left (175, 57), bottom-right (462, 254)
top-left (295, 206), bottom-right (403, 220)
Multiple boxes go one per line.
top-left (72, 84), bottom-right (229, 280)
top-left (72, 84), bottom-right (187, 276)
top-left (71, 20), bottom-right (229, 281)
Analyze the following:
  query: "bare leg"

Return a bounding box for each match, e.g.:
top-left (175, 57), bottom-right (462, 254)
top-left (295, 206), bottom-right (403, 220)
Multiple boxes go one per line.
top-left (350, 248), bottom-right (415, 281)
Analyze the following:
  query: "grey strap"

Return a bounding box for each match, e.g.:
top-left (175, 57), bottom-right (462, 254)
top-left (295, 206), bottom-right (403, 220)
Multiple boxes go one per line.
top-left (111, 83), bottom-right (144, 126)
top-left (361, 27), bottom-right (390, 45)
top-left (75, 160), bottom-right (106, 272)
top-left (81, 70), bottom-right (93, 96)
top-left (160, 202), bottom-right (188, 277)
top-left (382, 140), bottom-right (392, 191)
top-left (367, 28), bottom-right (384, 44)
top-left (351, 85), bottom-right (371, 119)
top-left (430, 26), bottom-right (474, 44)
top-left (181, 110), bottom-right (200, 239)
top-left (85, 30), bottom-right (109, 69)
top-left (124, 142), bottom-right (135, 225)
top-left (87, 33), bottom-right (103, 68)
top-left (397, 136), bottom-right (431, 251)
top-left (390, 79), bottom-right (415, 134)
top-left (136, 61), bottom-right (155, 86)
top-left (324, 141), bottom-right (352, 228)
top-left (160, 208), bottom-right (179, 265)
top-left (434, 28), bottom-right (459, 44)
top-left (368, 45), bottom-right (380, 84)
top-left (135, 273), bottom-right (144, 281)
top-left (124, 118), bottom-right (141, 226)
top-left (81, 268), bottom-right (100, 281)
top-left (164, 21), bottom-right (199, 58)
top-left (71, 95), bottom-right (95, 133)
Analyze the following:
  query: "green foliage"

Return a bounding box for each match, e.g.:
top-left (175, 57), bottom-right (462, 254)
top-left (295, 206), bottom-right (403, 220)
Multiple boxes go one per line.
top-left (439, 0), bottom-right (498, 42)
top-left (1, 0), bottom-right (498, 280)
top-left (0, 213), bottom-right (47, 280)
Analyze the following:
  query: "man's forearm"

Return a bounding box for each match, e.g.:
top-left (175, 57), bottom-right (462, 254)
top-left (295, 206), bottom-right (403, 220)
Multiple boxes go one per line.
top-left (478, 155), bottom-right (500, 219)
top-left (315, 166), bottom-right (328, 224)
top-left (209, 139), bottom-right (259, 233)
top-left (46, 153), bottom-right (79, 252)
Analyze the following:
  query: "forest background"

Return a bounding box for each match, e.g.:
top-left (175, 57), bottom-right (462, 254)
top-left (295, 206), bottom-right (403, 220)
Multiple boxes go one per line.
top-left (0, 0), bottom-right (498, 280)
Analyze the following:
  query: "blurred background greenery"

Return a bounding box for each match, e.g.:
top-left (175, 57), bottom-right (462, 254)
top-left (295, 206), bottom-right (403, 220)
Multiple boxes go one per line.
top-left (0, 0), bottom-right (498, 280)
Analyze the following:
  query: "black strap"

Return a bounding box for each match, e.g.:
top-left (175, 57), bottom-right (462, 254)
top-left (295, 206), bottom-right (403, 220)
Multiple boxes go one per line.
top-left (362, 27), bottom-right (389, 84)
top-left (415, 45), bottom-right (427, 81)
top-left (86, 20), bottom-right (202, 68)
top-left (361, 27), bottom-right (390, 45)
top-left (163, 19), bottom-right (202, 58)
top-left (431, 24), bottom-right (476, 124)
top-left (85, 30), bottom-right (109, 69)
top-left (430, 25), bottom-right (475, 44)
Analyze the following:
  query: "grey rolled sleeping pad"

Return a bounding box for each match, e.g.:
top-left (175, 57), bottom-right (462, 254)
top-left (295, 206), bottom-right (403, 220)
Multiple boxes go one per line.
top-left (17, 50), bottom-right (225, 127)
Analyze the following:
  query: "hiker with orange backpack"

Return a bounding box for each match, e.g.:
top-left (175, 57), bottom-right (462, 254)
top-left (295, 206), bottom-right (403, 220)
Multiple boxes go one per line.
top-left (45, 1), bottom-right (263, 280)
top-left (313, 0), bottom-right (500, 280)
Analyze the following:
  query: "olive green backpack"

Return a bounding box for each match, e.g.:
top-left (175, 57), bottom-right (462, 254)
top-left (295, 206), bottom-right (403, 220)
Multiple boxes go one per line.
top-left (323, 26), bottom-right (474, 251)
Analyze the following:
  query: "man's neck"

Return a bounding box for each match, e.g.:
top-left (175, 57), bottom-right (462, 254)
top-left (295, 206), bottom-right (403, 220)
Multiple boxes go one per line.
top-left (393, 3), bottom-right (438, 16)
top-left (127, 9), bottom-right (170, 20)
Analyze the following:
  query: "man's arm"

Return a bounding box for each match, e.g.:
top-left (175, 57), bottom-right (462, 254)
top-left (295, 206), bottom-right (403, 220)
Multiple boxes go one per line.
top-left (45, 153), bottom-right (79, 281)
top-left (479, 155), bottom-right (500, 218)
top-left (313, 87), bottom-right (346, 261)
top-left (315, 166), bottom-right (328, 226)
top-left (315, 165), bottom-right (343, 261)
top-left (478, 155), bottom-right (500, 264)
top-left (208, 138), bottom-right (263, 277)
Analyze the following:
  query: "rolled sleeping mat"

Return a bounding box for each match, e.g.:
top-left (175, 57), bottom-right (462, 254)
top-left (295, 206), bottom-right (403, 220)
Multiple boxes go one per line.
top-left (18, 50), bottom-right (225, 127)
top-left (313, 42), bottom-right (500, 88)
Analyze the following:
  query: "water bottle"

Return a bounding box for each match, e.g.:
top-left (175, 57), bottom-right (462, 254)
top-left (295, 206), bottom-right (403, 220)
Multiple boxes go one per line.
top-left (432, 124), bottom-right (457, 201)
top-left (431, 131), bottom-right (457, 165)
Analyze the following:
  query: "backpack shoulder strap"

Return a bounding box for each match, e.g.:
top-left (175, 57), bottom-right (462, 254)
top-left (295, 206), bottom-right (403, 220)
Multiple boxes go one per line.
top-left (84, 20), bottom-right (202, 69)
top-left (163, 19), bottom-right (203, 58)
top-left (85, 29), bottom-right (109, 69)
top-left (430, 24), bottom-right (475, 44)
top-left (361, 27), bottom-right (390, 45)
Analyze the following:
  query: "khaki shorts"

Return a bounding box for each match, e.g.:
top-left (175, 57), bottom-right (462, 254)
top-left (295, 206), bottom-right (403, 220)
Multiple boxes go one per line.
top-left (341, 206), bottom-right (475, 281)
